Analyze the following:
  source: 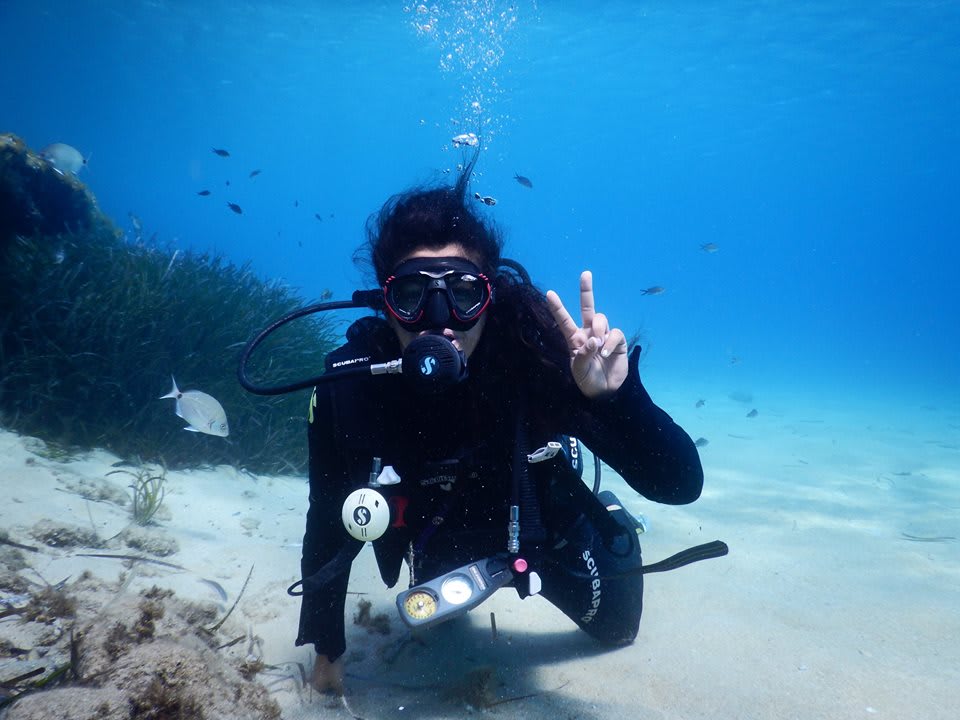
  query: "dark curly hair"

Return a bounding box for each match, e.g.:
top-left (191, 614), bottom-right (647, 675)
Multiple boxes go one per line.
top-left (356, 151), bottom-right (575, 399)
top-left (357, 151), bottom-right (500, 283)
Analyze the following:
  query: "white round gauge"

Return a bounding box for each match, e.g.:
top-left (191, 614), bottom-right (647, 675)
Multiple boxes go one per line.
top-left (440, 574), bottom-right (474, 605)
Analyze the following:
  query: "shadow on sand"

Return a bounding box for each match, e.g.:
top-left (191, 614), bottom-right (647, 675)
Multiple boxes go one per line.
top-left (341, 611), bottom-right (632, 719)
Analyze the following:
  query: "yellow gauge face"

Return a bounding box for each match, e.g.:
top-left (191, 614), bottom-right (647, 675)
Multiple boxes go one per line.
top-left (403, 590), bottom-right (438, 620)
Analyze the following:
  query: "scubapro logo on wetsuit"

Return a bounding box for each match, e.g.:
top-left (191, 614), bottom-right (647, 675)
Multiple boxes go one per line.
top-left (419, 355), bottom-right (437, 376)
top-left (420, 473), bottom-right (456, 491)
top-left (579, 550), bottom-right (602, 623)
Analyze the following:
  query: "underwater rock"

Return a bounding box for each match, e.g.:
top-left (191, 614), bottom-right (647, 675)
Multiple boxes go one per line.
top-left (29, 519), bottom-right (102, 549)
top-left (0, 133), bottom-right (335, 475)
top-left (0, 545), bottom-right (29, 574)
top-left (0, 568), bottom-right (31, 594)
top-left (58, 475), bottom-right (130, 506)
top-left (2, 578), bottom-right (280, 720)
top-left (119, 526), bottom-right (180, 557)
top-left (0, 134), bottom-right (100, 246)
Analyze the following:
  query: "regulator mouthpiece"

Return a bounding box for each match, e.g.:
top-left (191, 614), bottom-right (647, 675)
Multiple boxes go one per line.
top-left (401, 333), bottom-right (467, 392)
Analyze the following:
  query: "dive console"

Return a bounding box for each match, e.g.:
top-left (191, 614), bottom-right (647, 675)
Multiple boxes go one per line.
top-left (396, 556), bottom-right (513, 628)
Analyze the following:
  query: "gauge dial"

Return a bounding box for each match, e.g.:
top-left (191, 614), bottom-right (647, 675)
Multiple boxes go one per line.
top-left (440, 574), bottom-right (474, 605)
top-left (403, 590), bottom-right (438, 620)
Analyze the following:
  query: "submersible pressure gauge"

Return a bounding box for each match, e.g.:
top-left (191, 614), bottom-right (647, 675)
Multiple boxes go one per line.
top-left (402, 590), bottom-right (438, 620)
top-left (396, 557), bottom-right (513, 628)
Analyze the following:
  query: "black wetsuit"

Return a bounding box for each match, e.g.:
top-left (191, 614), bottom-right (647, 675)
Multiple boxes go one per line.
top-left (296, 317), bottom-right (703, 661)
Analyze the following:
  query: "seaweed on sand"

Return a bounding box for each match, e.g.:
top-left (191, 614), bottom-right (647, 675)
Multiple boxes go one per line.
top-left (107, 466), bottom-right (167, 526)
top-left (353, 598), bottom-right (391, 635)
top-left (0, 134), bottom-right (339, 473)
top-left (128, 675), bottom-right (206, 719)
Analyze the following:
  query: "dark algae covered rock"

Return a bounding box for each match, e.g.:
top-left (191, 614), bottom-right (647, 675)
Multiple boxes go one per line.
top-left (0, 133), bottom-right (336, 473)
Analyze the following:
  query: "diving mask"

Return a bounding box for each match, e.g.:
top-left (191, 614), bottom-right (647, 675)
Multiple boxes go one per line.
top-left (383, 257), bottom-right (493, 332)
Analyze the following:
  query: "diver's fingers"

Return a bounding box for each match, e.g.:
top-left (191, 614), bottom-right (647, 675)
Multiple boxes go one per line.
top-left (546, 290), bottom-right (582, 349)
top-left (601, 327), bottom-right (627, 358)
top-left (578, 312), bottom-right (609, 355)
top-left (580, 270), bottom-right (595, 329)
top-left (591, 311), bottom-right (610, 339)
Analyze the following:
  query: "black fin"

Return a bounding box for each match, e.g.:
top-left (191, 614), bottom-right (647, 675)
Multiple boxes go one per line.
top-left (642, 540), bottom-right (729, 574)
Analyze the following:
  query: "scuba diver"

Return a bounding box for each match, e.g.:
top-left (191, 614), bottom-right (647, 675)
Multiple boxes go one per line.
top-left (239, 152), bottom-right (718, 695)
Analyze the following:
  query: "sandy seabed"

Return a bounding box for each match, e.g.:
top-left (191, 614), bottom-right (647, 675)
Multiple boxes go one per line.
top-left (0, 387), bottom-right (957, 720)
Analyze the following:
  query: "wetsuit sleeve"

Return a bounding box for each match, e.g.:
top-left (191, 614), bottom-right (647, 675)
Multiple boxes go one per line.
top-left (295, 318), bottom-right (398, 659)
top-left (295, 382), bottom-right (355, 661)
top-left (570, 347), bottom-right (704, 504)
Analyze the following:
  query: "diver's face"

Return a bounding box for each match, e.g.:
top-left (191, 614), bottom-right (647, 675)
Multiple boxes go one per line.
top-left (387, 243), bottom-right (488, 360)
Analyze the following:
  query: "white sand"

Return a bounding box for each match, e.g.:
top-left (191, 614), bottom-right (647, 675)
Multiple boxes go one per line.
top-left (1, 391), bottom-right (957, 719)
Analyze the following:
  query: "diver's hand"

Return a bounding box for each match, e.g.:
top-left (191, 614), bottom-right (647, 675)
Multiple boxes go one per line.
top-left (311, 654), bottom-right (344, 696)
top-left (547, 270), bottom-right (628, 398)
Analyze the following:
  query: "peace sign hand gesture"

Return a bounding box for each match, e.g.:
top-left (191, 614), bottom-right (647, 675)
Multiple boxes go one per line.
top-left (546, 270), bottom-right (629, 399)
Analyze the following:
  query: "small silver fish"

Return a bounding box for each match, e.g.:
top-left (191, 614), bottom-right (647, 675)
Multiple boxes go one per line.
top-left (695, 399), bottom-right (705, 408)
top-left (129, 213), bottom-right (144, 243)
top-left (694, 437), bottom-right (709, 448)
top-left (514, 173), bottom-right (533, 188)
top-left (746, 408), bottom-right (758, 418)
top-left (199, 577), bottom-right (228, 602)
top-left (641, 286), bottom-right (665, 296)
top-left (39, 143), bottom-right (88, 174)
top-left (474, 192), bottom-right (497, 206)
top-left (159, 376), bottom-right (229, 437)
top-left (700, 242), bottom-right (719, 253)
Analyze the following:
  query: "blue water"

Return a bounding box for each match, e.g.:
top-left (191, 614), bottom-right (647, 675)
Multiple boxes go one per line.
top-left (3, 3), bottom-right (959, 717)
top-left (3, 0), bottom-right (957, 396)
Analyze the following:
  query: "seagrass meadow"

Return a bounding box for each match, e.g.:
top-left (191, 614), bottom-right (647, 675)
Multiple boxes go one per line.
top-left (0, 133), bottom-right (337, 474)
